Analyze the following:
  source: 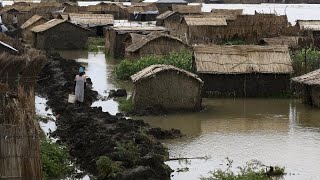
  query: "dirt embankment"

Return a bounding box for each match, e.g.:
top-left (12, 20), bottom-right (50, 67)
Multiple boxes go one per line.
top-left (36, 52), bottom-right (181, 180)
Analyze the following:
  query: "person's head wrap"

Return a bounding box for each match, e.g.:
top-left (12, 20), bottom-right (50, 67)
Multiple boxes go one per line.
top-left (79, 67), bottom-right (85, 73)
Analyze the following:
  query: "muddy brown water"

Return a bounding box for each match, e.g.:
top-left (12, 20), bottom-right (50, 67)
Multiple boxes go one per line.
top-left (58, 51), bottom-right (320, 179)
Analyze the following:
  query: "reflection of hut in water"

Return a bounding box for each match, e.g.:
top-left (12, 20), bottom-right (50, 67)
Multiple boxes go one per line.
top-left (105, 26), bottom-right (167, 58)
top-left (291, 69), bottom-right (320, 108)
top-left (31, 19), bottom-right (90, 50)
top-left (193, 45), bottom-right (293, 97)
top-left (21, 15), bottom-right (48, 43)
top-left (68, 13), bottom-right (114, 36)
top-left (131, 64), bottom-right (203, 113)
top-left (125, 32), bottom-right (190, 58)
top-left (128, 3), bottom-right (159, 21)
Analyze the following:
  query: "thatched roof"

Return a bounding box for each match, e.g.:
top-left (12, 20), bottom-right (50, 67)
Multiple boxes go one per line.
top-left (68, 13), bottom-right (114, 27)
top-left (297, 20), bottom-right (320, 31)
top-left (291, 69), bottom-right (320, 86)
top-left (261, 36), bottom-right (300, 47)
top-left (31, 19), bottom-right (89, 33)
top-left (57, 13), bottom-right (69, 20)
top-left (172, 5), bottom-right (202, 14)
top-left (129, 33), bottom-right (147, 44)
top-left (193, 45), bottom-right (293, 74)
top-left (0, 6), bottom-right (33, 14)
top-left (156, 10), bottom-right (175, 20)
top-left (126, 32), bottom-right (187, 52)
top-left (209, 9), bottom-right (243, 21)
top-left (21, 15), bottom-right (47, 29)
top-left (128, 3), bottom-right (158, 14)
top-left (184, 16), bottom-right (227, 26)
top-left (131, 64), bottom-right (203, 83)
top-left (156, 0), bottom-right (187, 4)
top-left (113, 26), bottom-right (167, 33)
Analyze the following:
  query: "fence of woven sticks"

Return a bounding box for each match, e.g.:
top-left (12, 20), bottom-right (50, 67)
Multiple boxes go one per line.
top-left (0, 50), bottom-right (46, 180)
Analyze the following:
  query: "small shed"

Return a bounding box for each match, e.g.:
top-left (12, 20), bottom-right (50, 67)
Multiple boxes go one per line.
top-left (31, 19), bottom-right (90, 50)
top-left (105, 25), bottom-right (168, 58)
top-left (131, 64), bottom-right (203, 113)
top-left (125, 32), bottom-right (189, 58)
top-left (87, 2), bottom-right (128, 20)
top-left (68, 13), bottom-right (114, 36)
top-left (193, 45), bottom-right (293, 97)
top-left (291, 69), bottom-right (320, 107)
top-left (21, 15), bottom-right (48, 43)
top-left (127, 3), bottom-right (159, 21)
top-left (155, 0), bottom-right (187, 14)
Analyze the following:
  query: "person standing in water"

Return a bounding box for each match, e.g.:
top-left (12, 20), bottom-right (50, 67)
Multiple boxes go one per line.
top-left (74, 67), bottom-right (86, 105)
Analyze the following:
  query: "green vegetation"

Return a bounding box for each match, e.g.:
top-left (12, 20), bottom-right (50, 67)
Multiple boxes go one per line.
top-left (118, 97), bottom-right (134, 113)
top-left (115, 49), bottom-right (192, 80)
top-left (201, 158), bottom-right (285, 180)
top-left (291, 48), bottom-right (320, 76)
top-left (114, 141), bottom-right (140, 166)
top-left (41, 138), bottom-right (73, 179)
top-left (87, 37), bottom-right (105, 52)
top-left (96, 156), bottom-right (123, 179)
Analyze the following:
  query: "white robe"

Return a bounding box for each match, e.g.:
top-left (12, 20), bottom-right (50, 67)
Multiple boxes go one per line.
top-left (75, 75), bottom-right (85, 102)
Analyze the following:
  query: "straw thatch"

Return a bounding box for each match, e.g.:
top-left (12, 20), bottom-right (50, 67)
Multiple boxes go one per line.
top-left (156, 0), bottom-right (187, 3)
top-left (21, 15), bottom-right (47, 29)
top-left (131, 64), bottom-right (203, 83)
top-left (297, 20), bottom-right (320, 31)
top-left (56, 12), bottom-right (69, 20)
top-left (156, 10), bottom-right (175, 20)
top-left (193, 45), bottom-right (293, 74)
top-left (184, 16), bottom-right (227, 26)
top-left (31, 19), bottom-right (65, 33)
top-left (68, 13), bottom-right (114, 27)
top-left (126, 32), bottom-right (187, 52)
top-left (113, 26), bottom-right (167, 32)
top-left (128, 3), bottom-right (158, 14)
top-left (209, 9), bottom-right (243, 21)
top-left (291, 69), bottom-right (320, 86)
top-left (129, 33), bottom-right (147, 44)
top-left (172, 4), bottom-right (202, 14)
top-left (261, 36), bottom-right (301, 47)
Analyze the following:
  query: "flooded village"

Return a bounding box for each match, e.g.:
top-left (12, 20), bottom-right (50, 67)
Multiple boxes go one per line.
top-left (1, 0), bottom-right (320, 180)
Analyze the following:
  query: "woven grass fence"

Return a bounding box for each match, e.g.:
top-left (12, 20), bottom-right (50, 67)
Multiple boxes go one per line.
top-left (0, 50), bottom-right (46, 180)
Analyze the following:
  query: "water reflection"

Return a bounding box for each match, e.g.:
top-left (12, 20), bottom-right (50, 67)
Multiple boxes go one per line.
top-left (142, 99), bottom-right (320, 180)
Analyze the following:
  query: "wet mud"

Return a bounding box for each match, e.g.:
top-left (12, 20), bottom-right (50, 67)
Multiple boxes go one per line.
top-left (36, 52), bottom-right (181, 179)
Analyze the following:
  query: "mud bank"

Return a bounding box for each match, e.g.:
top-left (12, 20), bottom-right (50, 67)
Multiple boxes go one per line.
top-left (36, 52), bottom-right (181, 179)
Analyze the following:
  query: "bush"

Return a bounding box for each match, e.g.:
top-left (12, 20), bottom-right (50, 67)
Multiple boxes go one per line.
top-left (115, 49), bottom-right (192, 80)
top-left (96, 156), bottom-right (123, 179)
top-left (118, 97), bottom-right (134, 113)
top-left (41, 138), bottom-right (73, 179)
top-left (87, 37), bottom-right (105, 52)
top-left (291, 48), bottom-right (320, 76)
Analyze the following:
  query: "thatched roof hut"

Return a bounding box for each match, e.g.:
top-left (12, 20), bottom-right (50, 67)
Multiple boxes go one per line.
top-left (259, 36), bottom-right (301, 48)
top-left (125, 32), bottom-right (189, 58)
top-left (68, 13), bottom-right (114, 27)
top-left (209, 9), bottom-right (243, 20)
top-left (87, 2), bottom-right (128, 19)
top-left (297, 20), bottom-right (320, 31)
top-left (292, 69), bottom-right (320, 107)
top-left (184, 15), bottom-right (227, 26)
top-left (31, 19), bottom-right (90, 49)
top-left (155, 0), bottom-right (187, 14)
top-left (172, 4), bottom-right (202, 14)
top-left (193, 45), bottom-right (293, 97)
top-left (131, 64), bottom-right (203, 113)
top-left (21, 15), bottom-right (47, 29)
top-left (21, 15), bottom-right (48, 43)
top-left (127, 3), bottom-right (158, 21)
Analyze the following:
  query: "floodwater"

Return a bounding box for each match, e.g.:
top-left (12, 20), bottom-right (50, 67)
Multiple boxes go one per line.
top-left (58, 51), bottom-right (320, 179)
top-left (35, 96), bottom-right (57, 135)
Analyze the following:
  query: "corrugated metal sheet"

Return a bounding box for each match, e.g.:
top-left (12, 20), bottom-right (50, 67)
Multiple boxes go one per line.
top-left (193, 45), bottom-right (293, 74)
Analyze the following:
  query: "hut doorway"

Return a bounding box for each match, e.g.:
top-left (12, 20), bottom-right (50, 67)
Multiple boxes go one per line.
top-left (96, 26), bottom-right (104, 36)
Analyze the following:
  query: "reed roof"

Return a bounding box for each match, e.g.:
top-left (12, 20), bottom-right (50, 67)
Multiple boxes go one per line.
top-left (156, 10), bottom-right (175, 20)
top-left (128, 3), bottom-right (158, 14)
top-left (21, 15), bottom-right (47, 29)
top-left (297, 20), bottom-right (320, 31)
top-left (131, 64), bottom-right (203, 83)
top-left (291, 69), bottom-right (320, 86)
top-left (68, 13), bottom-right (114, 27)
top-left (31, 19), bottom-right (65, 33)
top-left (113, 26), bottom-right (167, 33)
top-left (129, 33), bottom-right (147, 44)
top-left (261, 36), bottom-right (300, 47)
top-left (126, 32), bottom-right (187, 52)
top-left (184, 16), bottom-right (227, 26)
top-left (172, 5), bottom-right (202, 14)
top-left (209, 9), bottom-right (243, 20)
top-left (193, 45), bottom-right (293, 74)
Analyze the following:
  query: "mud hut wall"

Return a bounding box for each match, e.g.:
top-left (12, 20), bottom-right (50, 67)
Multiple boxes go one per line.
top-left (128, 37), bottom-right (189, 58)
top-left (23, 18), bottom-right (47, 43)
top-left (33, 23), bottom-right (89, 50)
top-left (133, 71), bottom-right (202, 112)
top-left (311, 86), bottom-right (320, 107)
top-left (2, 12), bottom-right (32, 27)
top-left (104, 28), bottom-right (116, 56)
top-left (200, 73), bottom-right (291, 97)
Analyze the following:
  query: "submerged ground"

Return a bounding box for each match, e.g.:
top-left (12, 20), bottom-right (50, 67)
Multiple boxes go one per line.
top-left (39, 51), bottom-right (320, 180)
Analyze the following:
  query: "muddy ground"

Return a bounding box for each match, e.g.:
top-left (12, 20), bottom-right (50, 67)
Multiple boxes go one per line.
top-left (36, 52), bottom-right (181, 180)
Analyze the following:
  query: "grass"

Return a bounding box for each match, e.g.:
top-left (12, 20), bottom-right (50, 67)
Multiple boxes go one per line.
top-left (87, 37), bottom-right (105, 52)
top-left (118, 97), bottom-right (134, 113)
top-left (291, 48), bottom-right (320, 76)
top-left (96, 156), bottom-right (123, 179)
top-left (114, 49), bottom-right (192, 80)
